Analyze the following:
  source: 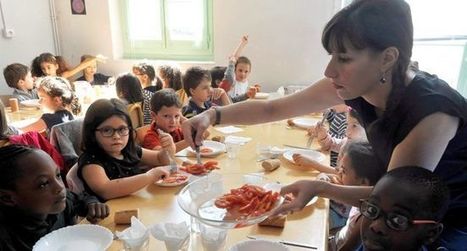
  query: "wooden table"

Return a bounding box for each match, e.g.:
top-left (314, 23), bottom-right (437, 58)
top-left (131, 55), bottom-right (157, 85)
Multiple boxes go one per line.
top-left (6, 106), bottom-right (42, 127)
top-left (100, 119), bottom-right (330, 251)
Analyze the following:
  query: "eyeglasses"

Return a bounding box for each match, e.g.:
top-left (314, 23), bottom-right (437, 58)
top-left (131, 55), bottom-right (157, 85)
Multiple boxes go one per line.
top-left (359, 199), bottom-right (437, 231)
top-left (95, 126), bottom-right (130, 137)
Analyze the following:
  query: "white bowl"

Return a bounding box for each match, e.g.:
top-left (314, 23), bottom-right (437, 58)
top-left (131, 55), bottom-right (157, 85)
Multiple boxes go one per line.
top-left (283, 149), bottom-right (325, 164)
top-left (177, 173), bottom-right (284, 229)
top-left (291, 118), bottom-right (321, 129)
top-left (33, 225), bottom-right (113, 251)
top-left (229, 240), bottom-right (289, 251)
top-left (187, 140), bottom-right (226, 157)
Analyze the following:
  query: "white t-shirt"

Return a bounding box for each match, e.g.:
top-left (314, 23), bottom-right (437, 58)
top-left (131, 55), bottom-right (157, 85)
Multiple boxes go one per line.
top-left (228, 80), bottom-right (249, 98)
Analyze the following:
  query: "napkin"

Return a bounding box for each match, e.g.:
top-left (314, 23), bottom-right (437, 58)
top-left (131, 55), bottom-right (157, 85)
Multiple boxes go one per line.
top-left (225, 135), bottom-right (252, 145)
top-left (214, 126), bottom-right (244, 134)
top-left (149, 222), bottom-right (190, 251)
top-left (116, 216), bottom-right (149, 250)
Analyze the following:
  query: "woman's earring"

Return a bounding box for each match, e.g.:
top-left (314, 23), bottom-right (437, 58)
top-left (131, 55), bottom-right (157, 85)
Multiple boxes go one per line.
top-left (379, 72), bottom-right (386, 84)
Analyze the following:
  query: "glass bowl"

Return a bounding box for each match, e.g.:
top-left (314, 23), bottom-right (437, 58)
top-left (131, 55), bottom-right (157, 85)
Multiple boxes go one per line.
top-left (177, 173), bottom-right (283, 229)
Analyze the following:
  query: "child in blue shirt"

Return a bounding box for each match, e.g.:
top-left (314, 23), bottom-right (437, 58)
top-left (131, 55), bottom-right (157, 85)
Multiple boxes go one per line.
top-left (3, 63), bottom-right (39, 102)
top-left (182, 67), bottom-right (231, 119)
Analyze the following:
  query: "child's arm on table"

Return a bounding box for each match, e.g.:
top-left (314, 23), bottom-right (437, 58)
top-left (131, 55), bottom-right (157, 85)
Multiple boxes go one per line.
top-left (293, 153), bottom-right (338, 174)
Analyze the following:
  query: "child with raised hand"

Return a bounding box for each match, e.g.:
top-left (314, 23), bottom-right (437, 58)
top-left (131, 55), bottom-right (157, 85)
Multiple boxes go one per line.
top-left (220, 35), bottom-right (260, 102)
top-left (358, 166), bottom-right (449, 251)
top-left (182, 67), bottom-right (231, 119)
top-left (77, 98), bottom-right (171, 201)
top-left (133, 63), bottom-right (161, 93)
top-left (3, 63), bottom-right (39, 102)
top-left (76, 54), bottom-right (111, 85)
top-left (31, 52), bottom-right (104, 80)
top-left (115, 73), bottom-right (153, 125)
top-left (20, 76), bottom-right (80, 133)
top-left (293, 108), bottom-right (365, 174)
top-left (0, 145), bottom-right (109, 251)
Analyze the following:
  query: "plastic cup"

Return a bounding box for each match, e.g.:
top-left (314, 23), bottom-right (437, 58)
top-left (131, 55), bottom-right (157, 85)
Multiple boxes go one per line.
top-left (226, 142), bottom-right (241, 159)
top-left (9, 98), bottom-right (19, 112)
top-left (199, 223), bottom-right (227, 251)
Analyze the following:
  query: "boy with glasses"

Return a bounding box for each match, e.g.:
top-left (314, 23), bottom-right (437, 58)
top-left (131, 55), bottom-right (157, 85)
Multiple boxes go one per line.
top-left (358, 166), bottom-right (449, 251)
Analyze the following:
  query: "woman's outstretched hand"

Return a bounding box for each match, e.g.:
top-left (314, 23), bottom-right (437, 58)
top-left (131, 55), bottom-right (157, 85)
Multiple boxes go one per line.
top-left (181, 109), bottom-right (215, 149)
top-left (272, 180), bottom-right (325, 216)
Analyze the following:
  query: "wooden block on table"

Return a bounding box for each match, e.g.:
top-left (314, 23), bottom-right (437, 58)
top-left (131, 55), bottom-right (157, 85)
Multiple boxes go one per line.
top-left (114, 209), bottom-right (139, 225)
top-left (258, 214), bottom-right (287, 228)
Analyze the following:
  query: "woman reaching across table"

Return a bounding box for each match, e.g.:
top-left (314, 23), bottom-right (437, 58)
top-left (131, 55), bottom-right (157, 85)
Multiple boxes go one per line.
top-left (182, 0), bottom-right (467, 248)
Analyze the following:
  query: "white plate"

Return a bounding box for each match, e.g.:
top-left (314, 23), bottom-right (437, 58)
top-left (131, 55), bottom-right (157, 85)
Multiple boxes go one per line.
top-left (283, 149), bottom-right (325, 164)
top-left (20, 99), bottom-right (40, 107)
top-left (291, 118), bottom-right (321, 129)
top-left (229, 240), bottom-right (289, 251)
top-left (33, 225), bottom-right (113, 251)
top-left (254, 92), bottom-right (269, 99)
top-left (156, 172), bottom-right (190, 187)
top-left (187, 140), bottom-right (226, 157)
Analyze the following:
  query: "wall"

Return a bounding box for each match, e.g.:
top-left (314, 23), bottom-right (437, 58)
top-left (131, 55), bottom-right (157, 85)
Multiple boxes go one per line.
top-left (0, 0), bottom-right (56, 95)
top-left (54, 0), bottom-right (337, 92)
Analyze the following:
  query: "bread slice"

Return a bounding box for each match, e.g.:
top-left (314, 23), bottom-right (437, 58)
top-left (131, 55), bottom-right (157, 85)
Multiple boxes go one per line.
top-left (258, 214), bottom-right (286, 228)
top-left (114, 209), bottom-right (139, 225)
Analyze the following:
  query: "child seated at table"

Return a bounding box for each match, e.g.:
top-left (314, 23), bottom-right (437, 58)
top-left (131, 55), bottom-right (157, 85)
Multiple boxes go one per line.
top-left (210, 66), bottom-right (227, 88)
top-left (219, 35), bottom-right (259, 102)
top-left (316, 141), bottom-right (384, 250)
top-left (182, 67), bottom-right (231, 119)
top-left (133, 62), bottom-right (161, 93)
top-left (75, 54), bottom-right (111, 85)
top-left (31, 52), bottom-right (103, 80)
top-left (0, 145), bottom-right (109, 251)
top-left (3, 63), bottom-right (39, 102)
top-left (293, 108), bottom-right (365, 174)
top-left (115, 73), bottom-right (153, 125)
top-left (142, 89), bottom-right (186, 151)
top-left (358, 166), bottom-right (449, 251)
top-left (20, 76), bottom-right (80, 134)
top-left (77, 98), bottom-right (171, 201)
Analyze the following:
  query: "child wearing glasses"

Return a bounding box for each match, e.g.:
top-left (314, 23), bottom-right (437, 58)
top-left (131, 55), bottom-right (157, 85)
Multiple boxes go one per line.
top-left (77, 99), bottom-right (171, 202)
top-left (358, 166), bottom-right (449, 251)
top-left (0, 145), bottom-right (109, 251)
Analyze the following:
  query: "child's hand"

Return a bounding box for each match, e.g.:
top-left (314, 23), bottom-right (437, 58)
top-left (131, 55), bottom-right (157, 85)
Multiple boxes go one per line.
top-left (202, 130), bottom-right (210, 140)
top-left (95, 54), bottom-right (107, 63)
top-left (211, 88), bottom-right (226, 100)
top-left (157, 129), bottom-right (176, 156)
top-left (292, 153), bottom-right (320, 169)
top-left (147, 166), bottom-right (170, 182)
top-left (86, 202), bottom-right (110, 224)
top-left (254, 84), bottom-right (261, 92)
top-left (246, 86), bottom-right (257, 98)
top-left (240, 35), bottom-right (249, 45)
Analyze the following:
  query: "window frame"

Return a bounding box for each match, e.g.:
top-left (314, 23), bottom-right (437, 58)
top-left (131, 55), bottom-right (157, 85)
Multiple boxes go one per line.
top-left (119, 0), bottom-right (214, 61)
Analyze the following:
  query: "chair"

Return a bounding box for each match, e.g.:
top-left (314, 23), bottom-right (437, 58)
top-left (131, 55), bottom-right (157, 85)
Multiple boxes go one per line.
top-left (135, 124), bottom-right (151, 146)
top-left (49, 118), bottom-right (84, 170)
top-left (66, 163), bottom-right (85, 195)
top-left (127, 103), bottom-right (144, 128)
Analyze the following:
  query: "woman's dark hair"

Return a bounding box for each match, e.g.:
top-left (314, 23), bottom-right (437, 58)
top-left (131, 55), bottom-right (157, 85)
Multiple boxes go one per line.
top-left (322, 0), bottom-right (413, 120)
top-left (384, 166), bottom-right (450, 221)
top-left (81, 98), bottom-right (139, 161)
top-left (157, 65), bottom-right (183, 91)
top-left (150, 89), bottom-right (182, 113)
top-left (345, 140), bottom-right (385, 185)
top-left (0, 145), bottom-right (37, 190)
top-left (115, 73), bottom-right (144, 104)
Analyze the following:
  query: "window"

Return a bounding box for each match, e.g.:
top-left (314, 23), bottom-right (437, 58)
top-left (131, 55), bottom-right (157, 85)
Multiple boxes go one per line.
top-left (120, 0), bottom-right (213, 61)
top-left (340, 0), bottom-right (467, 97)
